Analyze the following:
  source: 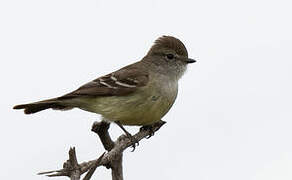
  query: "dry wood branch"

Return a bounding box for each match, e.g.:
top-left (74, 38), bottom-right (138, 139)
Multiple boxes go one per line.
top-left (38, 120), bottom-right (166, 180)
top-left (91, 121), bottom-right (114, 151)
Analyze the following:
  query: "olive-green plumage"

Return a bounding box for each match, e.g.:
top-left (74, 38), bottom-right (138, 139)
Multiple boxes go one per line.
top-left (13, 36), bottom-right (196, 126)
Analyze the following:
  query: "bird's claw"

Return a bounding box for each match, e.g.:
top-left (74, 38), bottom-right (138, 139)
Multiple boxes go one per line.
top-left (140, 120), bottom-right (166, 138)
top-left (125, 132), bottom-right (139, 152)
top-left (140, 125), bottom-right (155, 139)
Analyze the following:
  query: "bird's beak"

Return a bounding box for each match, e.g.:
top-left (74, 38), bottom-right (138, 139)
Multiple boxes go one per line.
top-left (185, 58), bottom-right (196, 64)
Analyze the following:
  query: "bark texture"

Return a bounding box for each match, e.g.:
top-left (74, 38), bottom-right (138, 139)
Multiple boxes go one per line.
top-left (38, 120), bottom-right (166, 180)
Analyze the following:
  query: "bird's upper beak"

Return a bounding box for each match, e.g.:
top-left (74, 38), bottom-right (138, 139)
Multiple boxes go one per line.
top-left (185, 58), bottom-right (196, 64)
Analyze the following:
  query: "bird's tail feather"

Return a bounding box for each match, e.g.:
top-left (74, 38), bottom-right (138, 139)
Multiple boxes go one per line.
top-left (13, 98), bottom-right (71, 114)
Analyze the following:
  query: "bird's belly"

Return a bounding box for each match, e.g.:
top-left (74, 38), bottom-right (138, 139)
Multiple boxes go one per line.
top-left (112, 95), bottom-right (172, 125)
top-left (78, 86), bottom-right (177, 126)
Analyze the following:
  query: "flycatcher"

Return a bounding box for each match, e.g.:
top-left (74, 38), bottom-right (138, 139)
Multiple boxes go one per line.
top-left (14, 36), bottom-right (196, 138)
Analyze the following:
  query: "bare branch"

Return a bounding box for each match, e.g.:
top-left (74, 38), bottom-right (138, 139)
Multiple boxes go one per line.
top-left (91, 121), bottom-right (114, 151)
top-left (82, 152), bottom-right (105, 180)
top-left (110, 154), bottom-right (123, 180)
top-left (38, 120), bottom-right (166, 180)
top-left (68, 147), bottom-right (81, 180)
top-left (38, 147), bottom-right (82, 179)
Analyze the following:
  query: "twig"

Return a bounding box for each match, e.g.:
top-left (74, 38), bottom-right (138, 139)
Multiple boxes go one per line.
top-left (38, 120), bottom-right (166, 180)
top-left (83, 152), bottom-right (105, 180)
top-left (38, 147), bottom-right (83, 178)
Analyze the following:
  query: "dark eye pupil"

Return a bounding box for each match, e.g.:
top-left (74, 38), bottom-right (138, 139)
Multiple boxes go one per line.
top-left (166, 54), bottom-right (174, 59)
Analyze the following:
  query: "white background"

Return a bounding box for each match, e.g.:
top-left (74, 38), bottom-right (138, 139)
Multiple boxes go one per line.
top-left (1, 0), bottom-right (292, 179)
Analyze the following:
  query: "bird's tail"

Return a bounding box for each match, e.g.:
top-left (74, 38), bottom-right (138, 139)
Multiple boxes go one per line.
top-left (13, 98), bottom-right (72, 114)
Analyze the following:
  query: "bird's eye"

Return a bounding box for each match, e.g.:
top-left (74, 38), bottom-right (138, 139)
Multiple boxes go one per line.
top-left (166, 54), bottom-right (174, 60)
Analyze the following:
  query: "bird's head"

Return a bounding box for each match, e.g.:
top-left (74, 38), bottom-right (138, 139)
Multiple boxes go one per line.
top-left (145, 36), bottom-right (196, 79)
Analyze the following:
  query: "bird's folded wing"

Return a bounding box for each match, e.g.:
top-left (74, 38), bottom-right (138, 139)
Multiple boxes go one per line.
top-left (58, 67), bottom-right (149, 99)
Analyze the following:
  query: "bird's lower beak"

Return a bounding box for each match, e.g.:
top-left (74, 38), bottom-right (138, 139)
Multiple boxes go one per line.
top-left (185, 58), bottom-right (196, 64)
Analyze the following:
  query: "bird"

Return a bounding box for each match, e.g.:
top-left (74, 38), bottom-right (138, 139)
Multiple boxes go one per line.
top-left (14, 36), bottom-right (196, 146)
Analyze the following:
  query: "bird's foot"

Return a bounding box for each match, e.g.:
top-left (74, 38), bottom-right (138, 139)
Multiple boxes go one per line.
top-left (115, 121), bottom-right (139, 152)
top-left (124, 132), bottom-right (139, 152)
top-left (140, 120), bottom-right (166, 139)
top-left (140, 125), bottom-right (155, 139)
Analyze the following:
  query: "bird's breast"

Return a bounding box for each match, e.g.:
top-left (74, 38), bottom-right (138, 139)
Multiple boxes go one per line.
top-left (114, 76), bottom-right (178, 125)
top-left (78, 77), bottom-right (178, 126)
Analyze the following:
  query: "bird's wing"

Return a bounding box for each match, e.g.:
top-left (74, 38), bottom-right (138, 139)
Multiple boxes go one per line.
top-left (58, 66), bottom-right (149, 99)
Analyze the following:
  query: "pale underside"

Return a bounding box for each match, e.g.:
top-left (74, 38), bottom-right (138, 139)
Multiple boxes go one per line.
top-left (67, 77), bottom-right (178, 126)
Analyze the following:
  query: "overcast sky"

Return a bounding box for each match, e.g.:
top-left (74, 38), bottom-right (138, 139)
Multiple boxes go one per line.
top-left (1, 0), bottom-right (292, 179)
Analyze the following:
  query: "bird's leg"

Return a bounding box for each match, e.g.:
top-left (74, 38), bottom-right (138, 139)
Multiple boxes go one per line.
top-left (140, 120), bottom-right (166, 139)
top-left (115, 121), bottom-right (132, 137)
top-left (115, 121), bottom-right (139, 151)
